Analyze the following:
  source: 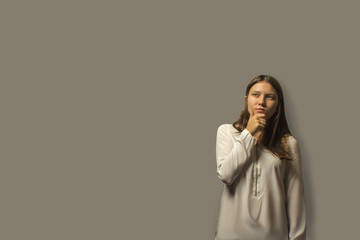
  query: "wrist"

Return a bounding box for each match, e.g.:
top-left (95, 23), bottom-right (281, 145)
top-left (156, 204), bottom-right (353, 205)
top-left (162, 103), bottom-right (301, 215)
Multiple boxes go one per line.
top-left (246, 127), bottom-right (256, 137)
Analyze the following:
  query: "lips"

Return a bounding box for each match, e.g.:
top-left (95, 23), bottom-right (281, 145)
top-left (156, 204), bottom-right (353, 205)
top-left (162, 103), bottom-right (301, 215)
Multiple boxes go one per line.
top-left (256, 108), bottom-right (265, 111)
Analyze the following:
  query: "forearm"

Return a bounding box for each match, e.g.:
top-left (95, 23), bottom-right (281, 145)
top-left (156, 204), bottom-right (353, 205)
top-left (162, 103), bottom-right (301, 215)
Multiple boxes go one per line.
top-left (216, 126), bottom-right (257, 185)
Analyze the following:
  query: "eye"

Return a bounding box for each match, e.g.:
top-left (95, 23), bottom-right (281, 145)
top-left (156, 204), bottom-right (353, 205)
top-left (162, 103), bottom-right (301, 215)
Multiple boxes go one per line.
top-left (252, 93), bottom-right (259, 96)
top-left (266, 95), bottom-right (276, 99)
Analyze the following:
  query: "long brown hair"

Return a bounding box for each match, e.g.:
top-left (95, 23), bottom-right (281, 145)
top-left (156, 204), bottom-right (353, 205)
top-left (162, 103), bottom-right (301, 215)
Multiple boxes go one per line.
top-left (232, 75), bottom-right (293, 161)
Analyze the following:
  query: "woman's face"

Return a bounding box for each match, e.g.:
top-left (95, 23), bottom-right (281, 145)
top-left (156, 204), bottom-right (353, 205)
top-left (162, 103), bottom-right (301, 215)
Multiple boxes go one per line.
top-left (245, 81), bottom-right (279, 120)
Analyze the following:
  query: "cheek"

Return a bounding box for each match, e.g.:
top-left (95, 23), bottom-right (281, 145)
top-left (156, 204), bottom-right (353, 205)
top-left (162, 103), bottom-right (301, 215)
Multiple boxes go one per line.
top-left (248, 99), bottom-right (255, 107)
top-left (266, 104), bottom-right (277, 115)
top-left (270, 104), bottom-right (279, 115)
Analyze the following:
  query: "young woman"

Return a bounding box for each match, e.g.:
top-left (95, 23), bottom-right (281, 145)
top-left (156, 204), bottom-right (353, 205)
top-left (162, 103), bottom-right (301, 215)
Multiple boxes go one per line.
top-left (215, 75), bottom-right (306, 240)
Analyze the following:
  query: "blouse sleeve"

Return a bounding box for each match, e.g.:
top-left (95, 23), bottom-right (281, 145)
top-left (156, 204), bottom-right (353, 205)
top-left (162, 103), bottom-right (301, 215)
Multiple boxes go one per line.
top-left (215, 124), bottom-right (257, 185)
top-left (284, 136), bottom-right (307, 240)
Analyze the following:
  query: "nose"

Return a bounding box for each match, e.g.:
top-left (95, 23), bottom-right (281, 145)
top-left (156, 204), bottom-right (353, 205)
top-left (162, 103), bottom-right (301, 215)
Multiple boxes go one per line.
top-left (258, 95), bottom-right (265, 106)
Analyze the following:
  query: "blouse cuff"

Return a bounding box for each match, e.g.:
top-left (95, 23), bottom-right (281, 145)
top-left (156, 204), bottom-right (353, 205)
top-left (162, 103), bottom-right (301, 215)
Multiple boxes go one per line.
top-left (234, 128), bottom-right (258, 145)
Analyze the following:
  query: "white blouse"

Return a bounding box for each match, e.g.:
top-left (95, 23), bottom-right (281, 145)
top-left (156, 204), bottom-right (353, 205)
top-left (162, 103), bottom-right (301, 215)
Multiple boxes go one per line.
top-left (215, 124), bottom-right (306, 240)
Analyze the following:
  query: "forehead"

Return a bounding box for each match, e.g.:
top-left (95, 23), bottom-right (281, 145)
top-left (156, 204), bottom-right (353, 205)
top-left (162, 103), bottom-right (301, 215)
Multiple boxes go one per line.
top-left (250, 82), bottom-right (277, 95)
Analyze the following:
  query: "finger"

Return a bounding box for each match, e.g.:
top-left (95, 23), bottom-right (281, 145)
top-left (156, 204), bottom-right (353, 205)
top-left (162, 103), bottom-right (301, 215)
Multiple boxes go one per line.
top-left (255, 116), bottom-right (266, 123)
top-left (257, 113), bottom-right (266, 119)
top-left (258, 117), bottom-right (266, 123)
top-left (257, 118), bottom-right (266, 125)
top-left (249, 108), bottom-right (254, 117)
top-left (256, 119), bottom-right (265, 126)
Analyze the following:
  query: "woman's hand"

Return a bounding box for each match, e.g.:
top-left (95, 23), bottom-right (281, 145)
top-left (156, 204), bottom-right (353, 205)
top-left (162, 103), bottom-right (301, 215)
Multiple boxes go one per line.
top-left (246, 108), bottom-right (266, 140)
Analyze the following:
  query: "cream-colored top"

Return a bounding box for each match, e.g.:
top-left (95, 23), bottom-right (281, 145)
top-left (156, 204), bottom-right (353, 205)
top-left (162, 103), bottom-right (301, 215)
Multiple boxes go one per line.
top-left (215, 124), bottom-right (306, 240)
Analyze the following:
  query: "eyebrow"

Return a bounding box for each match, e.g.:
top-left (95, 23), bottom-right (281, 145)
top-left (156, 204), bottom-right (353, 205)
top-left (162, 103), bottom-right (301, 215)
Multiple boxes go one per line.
top-left (251, 90), bottom-right (277, 95)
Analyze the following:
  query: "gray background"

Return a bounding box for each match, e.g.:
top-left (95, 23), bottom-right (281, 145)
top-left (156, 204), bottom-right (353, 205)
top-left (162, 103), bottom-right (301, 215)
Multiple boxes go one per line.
top-left (1, 1), bottom-right (359, 239)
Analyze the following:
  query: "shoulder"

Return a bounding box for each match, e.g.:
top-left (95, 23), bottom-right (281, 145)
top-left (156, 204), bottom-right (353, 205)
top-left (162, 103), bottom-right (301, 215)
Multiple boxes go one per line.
top-left (282, 133), bottom-right (298, 145)
top-left (217, 123), bottom-right (240, 135)
top-left (283, 134), bottom-right (301, 159)
top-left (217, 124), bottom-right (245, 142)
top-left (281, 133), bottom-right (299, 150)
top-left (217, 123), bottom-right (231, 131)
top-left (287, 135), bottom-right (299, 148)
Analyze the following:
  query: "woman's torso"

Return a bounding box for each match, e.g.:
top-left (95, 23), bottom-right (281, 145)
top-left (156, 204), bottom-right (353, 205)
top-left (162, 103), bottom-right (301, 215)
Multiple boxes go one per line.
top-left (215, 124), bottom-right (290, 240)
